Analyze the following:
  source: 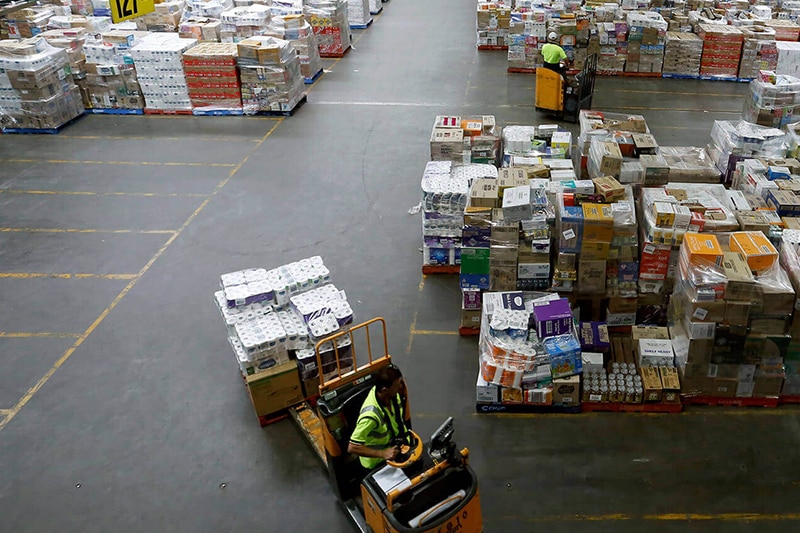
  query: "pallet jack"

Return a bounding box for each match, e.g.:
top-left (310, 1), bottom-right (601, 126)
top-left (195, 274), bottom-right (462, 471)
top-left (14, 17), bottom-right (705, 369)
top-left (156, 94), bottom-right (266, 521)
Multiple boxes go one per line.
top-left (535, 53), bottom-right (597, 123)
top-left (288, 318), bottom-right (483, 533)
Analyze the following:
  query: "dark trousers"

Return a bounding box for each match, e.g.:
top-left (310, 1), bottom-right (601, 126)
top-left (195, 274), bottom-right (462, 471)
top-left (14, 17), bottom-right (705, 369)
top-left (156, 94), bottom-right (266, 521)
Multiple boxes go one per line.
top-left (543, 61), bottom-right (566, 77)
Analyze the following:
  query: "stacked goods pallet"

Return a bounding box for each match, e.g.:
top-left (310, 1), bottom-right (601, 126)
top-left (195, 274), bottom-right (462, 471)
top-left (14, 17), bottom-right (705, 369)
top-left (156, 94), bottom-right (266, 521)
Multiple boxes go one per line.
top-left (3, 6), bottom-right (57, 39)
top-left (764, 19), bottom-right (800, 42)
top-left (742, 72), bottom-right (800, 128)
top-left (135, 0), bottom-right (185, 32)
top-left (663, 31), bottom-right (703, 77)
top-left (780, 230), bottom-right (800, 397)
top-left (670, 232), bottom-right (792, 402)
top-left (219, 5), bottom-right (271, 43)
top-left (130, 33), bottom-right (197, 112)
top-left (597, 20), bottom-right (627, 73)
top-left (507, 15), bottom-right (546, 72)
top-left (346, 0), bottom-right (371, 28)
top-left (0, 37), bottom-right (84, 131)
top-left (777, 41), bottom-right (800, 77)
top-left (477, 2), bottom-right (511, 49)
top-left (625, 12), bottom-right (667, 74)
top-left (0, 46), bottom-right (22, 128)
top-left (47, 13), bottom-right (111, 33)
top-left (429, 115), bottom-right (502, 166)
top-left (40, 27), bottom-right (90, 108)
top-left (304, 0), bottom-right (351, 57)
top-left (265, 14), bottom-right (323, 82)
top-left (81, 30), bottom-right (148, 111)
top-left (213, 257), bottom-right (356, 422)
top-left (697, 23), bottom-right (743, 79)
top-left (708, 119), bottom-right (786, 184)
top-left (236, 36), bottom-right (306, 113)
top-left (178, 0), bottom-right (230, 42)
top-left (183, 42), bottom-right (242, 113)
top-left (738, 26), bottom-right (778, 80)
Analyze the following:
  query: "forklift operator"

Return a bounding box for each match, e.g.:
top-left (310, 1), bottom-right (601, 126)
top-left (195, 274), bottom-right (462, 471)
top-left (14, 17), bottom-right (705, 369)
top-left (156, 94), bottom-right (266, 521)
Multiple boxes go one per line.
top-left (348, 365), bottom-right (411, 471)
top-left (542, 32), bottom-right (568, 77)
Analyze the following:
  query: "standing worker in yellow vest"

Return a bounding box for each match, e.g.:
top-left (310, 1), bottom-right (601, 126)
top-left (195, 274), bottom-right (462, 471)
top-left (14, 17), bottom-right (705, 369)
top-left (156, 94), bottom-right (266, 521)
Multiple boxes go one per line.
top-left (542, 32), bottom-right (568, 77)
top-left (348, 365), bottom-right (412, 471)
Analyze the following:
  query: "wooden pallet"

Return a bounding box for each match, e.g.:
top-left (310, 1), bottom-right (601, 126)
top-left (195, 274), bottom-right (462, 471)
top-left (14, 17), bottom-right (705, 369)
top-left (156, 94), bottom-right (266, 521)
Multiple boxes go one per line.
top-left (681, 395), bottom-right (779, 408)
top-left (253, 95), bottom-right (307, 117)
top-left (581, 401), bottom-right (682, 413)
top-left (779, 395), bottom-right (800, 405)
top-left (459, 327), bottom-right (479, 337)
top-left (422, 264), bottom-right (459, 274)
top-left (2, 113), bottom-right (85, 134)
top-left (143, 108), bottom-right (193, 115)
top-left (478, 45), bottom-right (508, 51)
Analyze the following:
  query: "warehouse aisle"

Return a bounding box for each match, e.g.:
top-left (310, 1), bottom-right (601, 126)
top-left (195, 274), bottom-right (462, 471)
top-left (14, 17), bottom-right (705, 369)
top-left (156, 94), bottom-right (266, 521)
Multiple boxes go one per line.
top-left (2, 0), bottom-right (799, 532)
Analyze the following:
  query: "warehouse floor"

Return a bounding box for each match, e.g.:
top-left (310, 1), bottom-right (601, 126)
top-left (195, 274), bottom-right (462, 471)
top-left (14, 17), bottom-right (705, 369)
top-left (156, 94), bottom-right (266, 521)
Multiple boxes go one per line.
top-left (2, 1), bottom-right (800, 531)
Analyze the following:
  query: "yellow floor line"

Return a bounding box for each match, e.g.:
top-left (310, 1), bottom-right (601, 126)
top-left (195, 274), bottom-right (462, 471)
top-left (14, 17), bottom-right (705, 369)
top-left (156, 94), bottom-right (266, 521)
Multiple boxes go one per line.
top-left (0, 228), bottom-right (176, 234)
top-left (412, 329), bottom-right (460, 336)
top-left (406, 311), bottom-right (417, 355)
top-left (0, 332), bottom-right (80, 338)
top-left (2, 159), bottom-right (236, 167)
top-left (497, 512), bottom-right (800, 523)
top-left (0, 118), bottom-right (285, 434)
top-left (137, 114), bottom-right (280, 121)
top-left (0, 409), bottom-right (11, 416)
top-left (58, 134), bottom-right (261, 143)
top-left (0, 273), bottom-right (137, 280)
top-left (0, 189), bottom-right (207, 197)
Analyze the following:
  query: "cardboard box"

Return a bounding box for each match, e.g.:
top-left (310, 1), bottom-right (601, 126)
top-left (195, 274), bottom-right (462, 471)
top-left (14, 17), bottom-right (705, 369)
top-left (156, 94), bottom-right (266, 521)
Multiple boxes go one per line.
top-left (721, 252), bottom-right (758, 301)
top-left (476, 373), bottom-right (499, 403)
top-left (431, 128), bottom-right (465, 161)
top-left (653, 201), bottom-right (676, 227)
top-left (582, 203), bottom-right (614, 242)
top-left (581, 352), bottom-right (604, 373)
top-left (460, 309), bottom-right (482, 329)
top-left (608, 296), bottom-right (638, 314)
top-left (724, 300), bottom-right (751, 327)
top-left (502, 186), bottom-right (532, 221)
top-left (729, 231), bottom-right (779, 273)
top-left (497, 168), bottom-right (528, 197)
top-left (753, 374), bottom-right (785, 397)
top-left (302, 375), bottom-right (320, 399)
top-left (246, 360), bottom-right (303, 417)
top-left (462, 288), bottom-right (482, 310)
top-left (632, 133), bottom-right (658, 155)
top-left (460, 247), bottom-right (490, 289)
top-left (592, 176), bottom-right (625, 202)
top-left (578, 259), bottom-right (607, 293)
top-left (501, 387), bottom-right (524, 404)
top-left (596, 141), bottom-right (623, 175)
top-left (581, 240), bottom-right (611, 260)
top-left (470, 178), bottom-right (499, 208)
top-left (682, 233), bottom-right (723, 267)
top-left (632, 325), bottom-right (669, 341)
top-left (552, 375), bottom-right (581, 406)
top-left (659, 367), bottom-right (681, 403)
top-left (710, 377), bottom-right (738, 397)
top-left (639, 154), bottom-right (670, 186)
top-left (641, 367), bottom-right (663, 402)
top-left (533, 298), bottom-right (573, 339)
top-left (638, 338), bottom-right (675, 367)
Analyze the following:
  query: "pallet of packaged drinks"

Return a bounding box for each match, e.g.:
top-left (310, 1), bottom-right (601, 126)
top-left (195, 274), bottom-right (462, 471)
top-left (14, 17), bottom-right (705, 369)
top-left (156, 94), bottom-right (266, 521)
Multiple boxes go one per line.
top-left (681, 395), bottom-right (779, 408)
top-left (475, 402), bottom-right (581, 414)
top-left (320, 45), bottom-right (351, 58)
top-left (350, 18), bottom-right (373, 29)
top-left (478, 45), bottom-right (508, 51)
top-left (421, 264), bottom-right (460, 275)
top-left (662, 73), bottom-right (700, 80)
top-left (192, 108), bottom-right (244, 116)
top-left (581, 401), bottom-right (683, 413)
top-left (253, 95), bottom-right (307, 117)
top-left (143, 108), bottom-right (193, 115)
top-left (779, 395), bottom-right (800, 405)
top-left (1, 113), bottom-right (85, 134)
top-left (304, 68), bottom-right (324, 84)
top-left (86, 107), bottom-right (144, 115)
top-left (459, 327), bottom-right (479, 337)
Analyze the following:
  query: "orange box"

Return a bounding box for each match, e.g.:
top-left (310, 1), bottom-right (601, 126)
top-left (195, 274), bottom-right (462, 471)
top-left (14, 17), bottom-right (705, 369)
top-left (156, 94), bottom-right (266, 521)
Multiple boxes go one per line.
top-left (461, 118), bottom-right (483, 136)
top-left (729, 231), bottom-right (778, 272)
top-left (683, 233), bottom-right (723, 267)
top-left (582, 203), bottom-right (614, 242)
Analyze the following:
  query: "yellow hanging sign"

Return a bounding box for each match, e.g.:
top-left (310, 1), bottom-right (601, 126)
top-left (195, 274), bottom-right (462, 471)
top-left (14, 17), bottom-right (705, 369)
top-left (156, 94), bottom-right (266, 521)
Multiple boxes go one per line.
top-left (110, 0), bottom-right (155, 23)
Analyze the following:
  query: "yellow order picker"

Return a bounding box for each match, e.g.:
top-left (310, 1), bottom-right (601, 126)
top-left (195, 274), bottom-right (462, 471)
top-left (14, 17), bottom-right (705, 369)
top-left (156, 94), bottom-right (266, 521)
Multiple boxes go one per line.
top-left (535, 53), bottom-right (597, 123)
top-left (288, 318), bottom-right (483, 533)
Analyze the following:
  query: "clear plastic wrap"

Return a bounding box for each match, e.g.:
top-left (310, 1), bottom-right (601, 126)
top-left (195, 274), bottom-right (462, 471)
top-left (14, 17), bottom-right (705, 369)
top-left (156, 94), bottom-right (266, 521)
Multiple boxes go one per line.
top-left (235, 36), bottom-right (305, 113)
top-left (183, 42), bottom-right (242, 112)
top-left (304, 0), bottom-right (351, 56)
top-left (265, 15), bottom-right (322, 80)
top-left (709, 120), bottom-right (786, 157)
top-left (657, 146), bottom-right (722, 184)
top-left (346, 0), bottom-right (371, 26)
top-left (130, 33), bottom-right (197, 111)
top-left (134, 1), bottom-right (184, 32)
top-left (577, 110), bottom-right (649, 154)
top-left (219, 4), bottom-right (271, 42)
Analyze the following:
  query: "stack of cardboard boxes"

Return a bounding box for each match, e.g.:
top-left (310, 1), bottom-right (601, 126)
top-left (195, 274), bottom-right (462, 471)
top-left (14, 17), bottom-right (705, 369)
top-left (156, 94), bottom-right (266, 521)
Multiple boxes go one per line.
top-left (742, 72), bottom-right (800, 129)
top-left (663, 31), bottom-right (703, 77)
top-left (477, 2), bottom-right (511, 48)
top-left (265, 15), bottom-right (323, 82)
top-left (304, 0), bottom-right (352, 57)
top-left (507, 17), bottom-right (546, 71)
top-left (81, 30), bottom-right (147, 111)
top-left (697, 23), bottom-right (744, 78)
top-left (219, 5), bottom-right (272, 43)
top-left (236, 36), bottom-right (305, 113)
top-left (346, 0), bottom-right (372, 28)
top-left (625, 12), bottom-right (667, 74)
top-left (183, 42), bottom-right (242, 112)
top-left (765, 19), bottom-right (800, 42)
top-left (135, 0), bottom-right (185, 32)
top-left (707, 119), bottom-right (787, 185)
top-left (738, 26), bottom-right (778, 80)
top-left (39, 27), bottom-right (89, 108)
top-left (430, 115), bottom-right (501, 166)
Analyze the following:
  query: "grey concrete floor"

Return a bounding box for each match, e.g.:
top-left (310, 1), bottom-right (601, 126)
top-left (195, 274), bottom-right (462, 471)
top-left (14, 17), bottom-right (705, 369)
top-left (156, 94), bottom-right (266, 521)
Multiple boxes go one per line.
top-left (2, 0), bottom-right (800, 531)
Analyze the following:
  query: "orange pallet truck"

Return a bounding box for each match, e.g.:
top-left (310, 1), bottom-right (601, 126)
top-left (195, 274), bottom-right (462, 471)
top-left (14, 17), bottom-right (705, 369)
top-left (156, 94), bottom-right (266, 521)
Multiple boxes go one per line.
top-left (535, 53), bottom-right (597, 123)
top-left (288, 318), bottom-right (483, 533)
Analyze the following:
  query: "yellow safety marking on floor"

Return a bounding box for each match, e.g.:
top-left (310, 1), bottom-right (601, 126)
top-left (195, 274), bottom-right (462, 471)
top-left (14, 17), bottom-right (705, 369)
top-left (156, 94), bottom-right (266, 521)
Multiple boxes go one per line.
top-left (0, 118), bottom-right (285, 434)
top-left (0, 273), bottom-right (137, 280)
top-left (419, 275), bottom-right (426, 292)
top-left (59, 134), bottom-right (261, 143)
top-left (0, 189), bottom-right (207, 198)
top-left (0, 409), bottom-right (11, 416)
top-left (412, 329), bottom-right (460, 336)
top-left (497, 512), bottom-right (800, 523)
top-left (0, 228), bottom-right (176, 234)
top-left (2, 159), bottom-right (236, 168)
top-left (0, 332), bottom-right (80, 339)
top-left (406, 310), bottom-right (417, 355)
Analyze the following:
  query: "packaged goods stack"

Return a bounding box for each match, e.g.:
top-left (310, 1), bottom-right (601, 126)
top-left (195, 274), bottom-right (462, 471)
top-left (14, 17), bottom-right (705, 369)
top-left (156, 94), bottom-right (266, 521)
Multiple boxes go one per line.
top-left (130, 34), bottom-right (197, 112)
top-left (597, 20), bottom-right (627, 74)
top-left (4, 6), bottom-right (57, 39)
top-left (776, 41), bottom-right (800, 77)
top-left (577, 111), bottom-right (650, 180)
top-left (625, 12), bottom-right (667, 74)
top-left (81, 30), bottom-right (147, 111)
top-left (213, 257), bottom-right (357, 421)
top-left (40, 0), bottom-right (94, 16)
top-left (219, 5), bottom-right (271, 42)
top-left (135, 0), bottom-right (185, 32)
top-left (738, 26), bottom-right (778, 80)
top-left (48, 14), bottom-right (111, 33)
top-left (662, 31), bottom-right (703, 78)
top-left (346, 0), bottom-right (371, 28)
top-left (657, 146), bottom-right (723, 184)
top-left (265, 14), bottom-right (322, 82)
top-left (477, 2), bottom-right (511, 49)
top-left (764, 19), bottom-right (800, 42)
top-left (368, 0), bottom-right (380, 15)
top-left (477, 292), bottom-right (584, 409)
top-left (779, 230), bottom-right (800, 397)
top-left (0, 52), bottom-right (22, 128)
top-left (430, 115), bottom-right (501, 166)
top-left (0, 37), bottom-right (84, 131)
top-left (779, 1), bottom-right (800, 22)
top-left (707, 120), bottom-right (786, 184)
top-left (236, 36), bottom-right (305, 113)
top-left (92, 0), bottom-right (111, 17)
top-left (182, 42), bottom-right (241, 114)
top-left (697, 23), bottom-right (743, 79)
top-left (421, 161), bottom-right (499, 274)
top-left (40, 27), bottom-right (89, 108)
top-left (178, 0), bottom-right (231, 42)
top-left (503, 124), bottom-right (572, 163)
top-left (304, 0), bottom-right (351, 57)
top-left (729, 156), bottom-right (800, 235)
top-left (670, 232), bottom-right (794, 400)
top-left (743, 71), bottom-right (800, 128)
top-left (507, 16), bottom-right (546, 72)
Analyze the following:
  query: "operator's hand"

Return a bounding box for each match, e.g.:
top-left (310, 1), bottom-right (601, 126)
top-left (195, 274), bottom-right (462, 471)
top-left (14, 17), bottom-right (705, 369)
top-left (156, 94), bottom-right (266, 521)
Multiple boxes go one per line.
top-left (383, 445), bottom-right (400, 461)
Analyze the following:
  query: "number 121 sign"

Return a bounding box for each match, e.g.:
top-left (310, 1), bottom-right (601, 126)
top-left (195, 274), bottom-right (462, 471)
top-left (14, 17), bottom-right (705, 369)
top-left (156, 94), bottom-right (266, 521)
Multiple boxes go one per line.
top-left (110, 0), bottom-right (155, 23)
